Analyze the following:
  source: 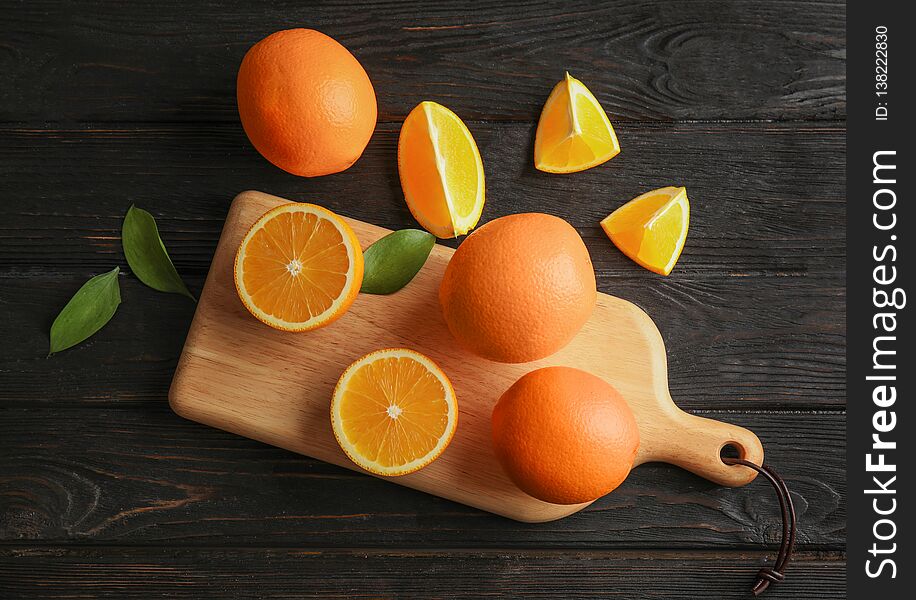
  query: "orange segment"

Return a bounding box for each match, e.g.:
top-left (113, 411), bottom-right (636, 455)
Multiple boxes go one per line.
top-left (601, 186), bottom-right (690, 276)
top-left (398, 101), bottom-right (485, 238)
top-left (234, 203), bottom-right (363, 331)
top-left (535, 73), bottom-right (620, 173)
top-left (331, 348), bottom-right (458, 476)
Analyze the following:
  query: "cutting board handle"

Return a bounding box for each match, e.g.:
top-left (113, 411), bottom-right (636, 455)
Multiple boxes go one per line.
top-left (639, 402), bottom-right (765, 487)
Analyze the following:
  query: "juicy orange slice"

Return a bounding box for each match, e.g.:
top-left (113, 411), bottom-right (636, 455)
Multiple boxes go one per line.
top-left (398, 101), bottom-right (485, 238)
top-left (601, 186), bottom-right (690, 276)
top-left (534, 73), bottom-right (620, 173)
top-left (234, 203), bottom-right (363, 331)
top-left (331, 348), bottom-right (458, 476)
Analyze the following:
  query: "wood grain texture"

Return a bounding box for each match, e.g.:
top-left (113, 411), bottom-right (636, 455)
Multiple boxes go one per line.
top-left (0, 1), bottom-right (845, 123)
top-left (170, 190), bottom-right (764, 522)
top-left (0, 123), bottom-right (846, 276)
top-left (0, 0), bottom-right (846, 594)
top-left (0, 407), bottom-right (845, 547)
top-left (0, 123), bottom-right (845, 410)
top-left (0, 547), bottom-right (845, 600)
top-left (1, 272), bottom-right (844, 410)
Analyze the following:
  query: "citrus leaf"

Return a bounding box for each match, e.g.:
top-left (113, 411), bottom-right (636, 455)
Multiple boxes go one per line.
top-left (49, 267), bottom-right (122, 355)
top-left (122, 205), bottom-right (195, 301)
top-left (361, 229), bottom-right (436, 294)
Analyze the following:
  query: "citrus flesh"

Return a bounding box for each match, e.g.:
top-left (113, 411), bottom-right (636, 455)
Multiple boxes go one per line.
top-left (601, 186), bottom-right (690, 276)
top-left (534, 73), bottom-right (620, 173)
top-left (234, 203), bottom-right (363, 331)
top-left (398, 101), bottom-right (485, 238)
top-left (331, 348), bottom-right (458, 476)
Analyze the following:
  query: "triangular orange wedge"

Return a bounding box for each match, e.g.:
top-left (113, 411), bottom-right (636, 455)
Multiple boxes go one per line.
top-left (534, 73), bottom-right (620, 173)
top-left (331, 348), bottom-right (458, 476)
top-left (234, 203), bottom-right (363, 331)
top-left (601, 186), bottom-right (690, 276)
top-left (398, 101), bottom-right (485, 238)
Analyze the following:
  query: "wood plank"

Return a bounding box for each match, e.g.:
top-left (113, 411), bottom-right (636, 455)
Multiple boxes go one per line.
top-left (1, 273), bottom-right (843, 410)
top-left (0, 1), bottom-right (845, 123)
top-left (0, 407), bottom-right (845, 547)
top-left (0, 123), bottom-right (846, 276)
top-left (0, 547), bottom-right (845, 599)
top-left (0, 123), bottom-right (845, 409)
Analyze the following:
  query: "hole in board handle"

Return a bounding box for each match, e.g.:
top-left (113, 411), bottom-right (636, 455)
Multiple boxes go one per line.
top-left (719, 442), bottom-right (746, 464)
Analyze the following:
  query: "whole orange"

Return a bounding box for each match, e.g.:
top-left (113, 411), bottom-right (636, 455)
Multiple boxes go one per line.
top-left (237, 29), bottom-right (377, 177)
top-left (438, 213), bottom-right (597, 363)
top-left (492, 366), bottom-right (640, 504)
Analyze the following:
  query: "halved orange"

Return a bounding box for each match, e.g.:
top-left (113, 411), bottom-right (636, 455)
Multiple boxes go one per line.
top-left (534, 73), bottom-right (620, 173)
top-left (331, 348), bottom-right (458, 476)
top-left (398, 101), bottom-right (485, 238)
top-left (234, 203), bottom-right (363, 331)
top-left (601, 186), bottom-right (690, 276)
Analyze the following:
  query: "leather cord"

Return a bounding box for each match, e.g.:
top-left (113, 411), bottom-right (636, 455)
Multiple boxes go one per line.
top-left (721, 458), bottom-right (797, 596)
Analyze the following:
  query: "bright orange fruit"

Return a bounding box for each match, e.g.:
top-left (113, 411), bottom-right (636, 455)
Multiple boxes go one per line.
top-left (601, 186), bottom-right (690, 276)
top-left (331, 348), bottom-right (458, 476)
top-left (234, 203), bottom-right (363, 331)
top-left (439, 213), bottom-right (596, 363)
top-left (534, 73), bottom-right (620, 173)
top-left (237, 29), bottom-right (377, 177)
top-left (492, 366), bottom-right (640, 504)
top-left (398, 101), bottom-right (485, 238)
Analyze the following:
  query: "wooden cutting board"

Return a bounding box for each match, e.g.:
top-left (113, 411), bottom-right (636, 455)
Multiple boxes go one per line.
top-left (169, 190), bottom-right (763, 523)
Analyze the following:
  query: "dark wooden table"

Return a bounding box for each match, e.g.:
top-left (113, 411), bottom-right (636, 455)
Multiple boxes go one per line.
top-left (0, 2), bottom-right (846, 598)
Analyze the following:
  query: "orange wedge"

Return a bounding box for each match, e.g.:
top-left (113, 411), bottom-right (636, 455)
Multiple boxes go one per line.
top-left (601, 186), bottom-right (690, 276)
top-left (234, 203), bottom-right (363, 331)
top-left (534, 73), bottom-right (620, 173)
top-left (398, 101), bottom-right (485, 238)
top-left (331, 348), bottom-right (458, 476)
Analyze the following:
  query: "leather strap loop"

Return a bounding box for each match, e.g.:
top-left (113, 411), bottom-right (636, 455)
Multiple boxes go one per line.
top-left (722, 458), bottom-right (796, 596)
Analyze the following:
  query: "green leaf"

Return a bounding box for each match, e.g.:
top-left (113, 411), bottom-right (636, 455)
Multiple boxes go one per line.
top-left (360, 229), bottom-right (436, 294)
top-left (122, 205), bottom-right (195, 301)
top-left (49, 267), bottom-right (122, 355)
